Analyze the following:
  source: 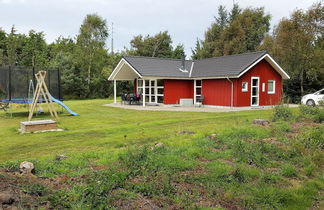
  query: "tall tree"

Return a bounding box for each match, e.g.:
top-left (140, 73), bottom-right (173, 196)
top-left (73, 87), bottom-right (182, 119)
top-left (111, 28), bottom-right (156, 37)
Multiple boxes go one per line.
top-left (77, 14), bottom-right (108, 87)
top-left (129, 31), bottom-right (185, 58)
top-left (0, 29), bottom-right (6, 66)
top-left (260, 2), bottom-right (324, 99)
top-left (20, 30), bottom-right (48, 68)
top-left (6, 26), bottom-right (20, 66)
top-left (192, 4), bottom-right (270, 59)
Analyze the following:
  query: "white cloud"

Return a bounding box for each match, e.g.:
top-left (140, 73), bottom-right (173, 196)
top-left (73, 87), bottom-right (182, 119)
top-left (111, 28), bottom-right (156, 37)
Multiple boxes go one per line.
top-left (0, 0), bottom-right (317, 56)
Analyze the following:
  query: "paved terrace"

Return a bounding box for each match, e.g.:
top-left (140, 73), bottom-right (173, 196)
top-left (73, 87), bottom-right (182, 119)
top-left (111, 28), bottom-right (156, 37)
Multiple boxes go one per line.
top-left (105, 103), bottom-right (298, 113)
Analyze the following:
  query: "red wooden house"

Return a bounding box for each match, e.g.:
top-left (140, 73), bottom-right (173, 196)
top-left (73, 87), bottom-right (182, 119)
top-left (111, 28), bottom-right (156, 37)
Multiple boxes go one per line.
top-left (108, 51), bottom-right (290, 107)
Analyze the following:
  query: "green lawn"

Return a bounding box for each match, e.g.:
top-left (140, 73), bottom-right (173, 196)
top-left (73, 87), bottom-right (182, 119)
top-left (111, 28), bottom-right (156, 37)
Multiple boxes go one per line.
top-left (0, 100), bottom-right (323, 209)
top-left (0, 99), bottom-right (271, 162)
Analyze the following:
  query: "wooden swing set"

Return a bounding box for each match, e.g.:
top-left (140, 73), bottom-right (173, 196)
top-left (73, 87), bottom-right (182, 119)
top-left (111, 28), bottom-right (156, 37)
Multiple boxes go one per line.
top-left (28, 71), bottom-right (58, 121)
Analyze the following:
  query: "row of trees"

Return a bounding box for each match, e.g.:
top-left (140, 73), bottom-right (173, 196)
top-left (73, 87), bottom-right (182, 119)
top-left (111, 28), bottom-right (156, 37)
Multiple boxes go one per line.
top-left (192, 2), bottom-right (323, 102)
top-left (0, 15), bottom-right (185, 99)
top-left (0, 2), bottom-right (323, 101)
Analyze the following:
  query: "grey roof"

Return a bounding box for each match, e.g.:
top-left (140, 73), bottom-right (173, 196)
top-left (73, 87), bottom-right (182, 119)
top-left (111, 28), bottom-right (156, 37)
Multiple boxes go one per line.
top-left (123, 51), bottom-right (268, 78)
top-left (123, 56), bottom-right (193, 78)
top-left (192, 51), bottom-right (267, 78)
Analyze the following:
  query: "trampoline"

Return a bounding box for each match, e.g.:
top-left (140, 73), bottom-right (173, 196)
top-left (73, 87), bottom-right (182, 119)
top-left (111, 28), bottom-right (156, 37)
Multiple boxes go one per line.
top-left (0, 66), bottom-right (62, 104)
top-left (0, 98), bottom-right (46, 104)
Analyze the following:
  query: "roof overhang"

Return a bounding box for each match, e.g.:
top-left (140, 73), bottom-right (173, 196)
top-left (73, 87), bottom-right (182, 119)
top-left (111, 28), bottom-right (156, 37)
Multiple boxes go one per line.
top-left (237, 54), bottom-right (290, 79)
top-left (108, 53), bottom-right (290, 81)
top-left (108, 58), bottom-right (142, 81)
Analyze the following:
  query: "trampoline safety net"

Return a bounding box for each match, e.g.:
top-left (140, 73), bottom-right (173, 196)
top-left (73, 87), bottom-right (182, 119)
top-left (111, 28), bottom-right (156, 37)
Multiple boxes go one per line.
top-left (0, 66), bottom-right (62, 102)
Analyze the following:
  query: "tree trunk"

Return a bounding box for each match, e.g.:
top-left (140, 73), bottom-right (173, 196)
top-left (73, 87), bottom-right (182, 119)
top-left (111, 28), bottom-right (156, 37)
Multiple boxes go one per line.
top-left (87, 62), bottom-right (91, 86)
top-left (300, 68), bottom-right (304, 96)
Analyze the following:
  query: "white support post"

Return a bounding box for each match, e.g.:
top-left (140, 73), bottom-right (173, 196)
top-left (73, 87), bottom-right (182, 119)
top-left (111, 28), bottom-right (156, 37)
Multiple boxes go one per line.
top-left (149, 80), bottom-right (151, 103)
top-left (114, 80), bottom-right (117, 104)
top-left (194, 80), bottom-right (197, 104)
top-left (143, 79), bottom-right (146, 107)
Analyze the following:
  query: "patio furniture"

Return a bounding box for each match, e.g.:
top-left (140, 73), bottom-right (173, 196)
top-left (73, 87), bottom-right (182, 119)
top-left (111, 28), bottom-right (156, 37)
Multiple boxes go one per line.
top-left (121, 93), bottom-right (141, 105)
top-left (196, 95), bottom-right (204, 107)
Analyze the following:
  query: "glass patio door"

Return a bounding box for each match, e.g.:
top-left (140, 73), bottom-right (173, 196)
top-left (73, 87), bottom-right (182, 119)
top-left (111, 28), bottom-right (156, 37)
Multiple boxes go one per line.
top-left (149, 79), bottom-right (157, 103)
top-left (251, 77), bottom-right (260, 106)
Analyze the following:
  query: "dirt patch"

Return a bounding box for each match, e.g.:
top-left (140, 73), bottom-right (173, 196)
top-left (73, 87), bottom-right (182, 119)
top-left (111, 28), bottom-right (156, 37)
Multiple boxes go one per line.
top-left (218, 158), bottom-right (236, 166)
top-left (291, 122), bottom-right (321, 133)
top-left (286, 122), bottom-right (321, 140)
top-left (90, 165), bottom-right (108, 171)
top-left (0, 169), bottom-right (73, 209)
top-left (177, 130), bottom-right (195, 135)
top-left (128, 175), bottom-right (145, 185)
top-left (112, 193), bottom-right (162, 210)
top-left (179, 165), bottom-right (207, 176)
top-left (173, 181), bottom-right (241, 209)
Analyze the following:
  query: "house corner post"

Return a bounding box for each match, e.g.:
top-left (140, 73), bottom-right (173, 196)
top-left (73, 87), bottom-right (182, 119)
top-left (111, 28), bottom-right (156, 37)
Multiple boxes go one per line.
top-left (114, 80), bottom-right (117, 104)
top-left (143, 79), bottom-right (146, 107)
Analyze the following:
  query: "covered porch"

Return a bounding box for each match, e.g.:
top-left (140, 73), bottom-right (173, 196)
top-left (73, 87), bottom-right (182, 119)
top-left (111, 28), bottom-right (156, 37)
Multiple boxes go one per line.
top-left (108, 58), bottom-right (164, 107)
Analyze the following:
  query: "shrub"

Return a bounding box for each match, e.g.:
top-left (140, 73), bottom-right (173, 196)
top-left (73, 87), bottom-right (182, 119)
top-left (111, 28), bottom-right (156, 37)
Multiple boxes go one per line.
top-left (313, 109), bottom-right (324, 123)
top-left (299, 105), bottom-right (324, 123)
top-left (272, 105), bottom-right (293, 122)
top-left (299, 104), bottom-right (320, 116)
top-left (281, 164), bottom-right (297, 177)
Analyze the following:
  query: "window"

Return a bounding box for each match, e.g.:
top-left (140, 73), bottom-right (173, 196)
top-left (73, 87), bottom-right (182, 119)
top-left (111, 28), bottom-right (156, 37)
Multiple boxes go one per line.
top-left (242, 82), bottom-right (248, 92)
top-left (137, 79), bottom-right (164, 104)
top-left (194, 80), bottom-right (202, 104)
top-left (268, 80), bottom-right (275, 94)
top-left (156, 79), bottom-right (164, 103)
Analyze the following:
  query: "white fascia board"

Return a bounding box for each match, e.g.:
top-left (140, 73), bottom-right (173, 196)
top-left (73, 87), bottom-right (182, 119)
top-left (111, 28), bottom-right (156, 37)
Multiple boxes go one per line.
top-left (108, 58), bottom-right (142, 81)
top-left (265, 55), bottom-right (290, 79)
top-left (144, 76), bottom-right (237, 80)
top-left (237, 54), bottom-right (290, 79)
top-left (189, 62), bottom-right (195, 78)
top-left (108, 58), bottom-right (124, 80)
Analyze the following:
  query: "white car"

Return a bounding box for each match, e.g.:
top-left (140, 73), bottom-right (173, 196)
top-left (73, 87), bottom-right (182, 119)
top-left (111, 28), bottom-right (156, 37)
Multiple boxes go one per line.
top-left (301, 88), bottom-right (324, 106)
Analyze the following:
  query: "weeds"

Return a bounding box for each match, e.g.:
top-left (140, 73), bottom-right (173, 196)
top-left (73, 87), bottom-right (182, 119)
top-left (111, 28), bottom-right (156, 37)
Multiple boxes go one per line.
top-left (281, 164), bottom-right (297, 177)
top-left (272, 105), bottom-right (294, 122)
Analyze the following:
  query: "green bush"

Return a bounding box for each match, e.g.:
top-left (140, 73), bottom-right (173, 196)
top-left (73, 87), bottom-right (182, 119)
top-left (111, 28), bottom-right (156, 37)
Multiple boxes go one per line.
top-left (281, 164), bottom-right (297, 177)
top-left (313, 109), bottom-right (324, 123)
top-left (299, 104), bottom-right (320, 116)
top-left (272, 105), bottom-right (293, 122)
top-left (299, 105), bottom-right (324, 123)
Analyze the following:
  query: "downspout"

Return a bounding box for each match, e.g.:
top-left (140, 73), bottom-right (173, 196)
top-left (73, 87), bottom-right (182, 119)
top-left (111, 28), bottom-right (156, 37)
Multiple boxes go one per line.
top-left (227, 77), bottom-right (233, 108)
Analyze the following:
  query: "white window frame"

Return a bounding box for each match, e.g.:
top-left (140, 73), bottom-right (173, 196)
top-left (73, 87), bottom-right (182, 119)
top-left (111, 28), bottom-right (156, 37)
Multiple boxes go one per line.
top-left (268, 80), bottom-right (275, 94)
top-left (194, 79), bottom-right (202, 104)
top-left (242, 82), bottom-right (248, 92)
top-left (156, 79), bottom-right (164, 104)
top-left (251, 77), bottom-right (260, 106)
top-left (137, 79), bottom-right (164, 104)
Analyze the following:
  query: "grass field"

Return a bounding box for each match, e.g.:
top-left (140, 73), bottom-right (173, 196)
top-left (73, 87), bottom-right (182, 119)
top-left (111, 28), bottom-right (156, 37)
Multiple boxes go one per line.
top-left (0, 100), bottom-right (323, 209)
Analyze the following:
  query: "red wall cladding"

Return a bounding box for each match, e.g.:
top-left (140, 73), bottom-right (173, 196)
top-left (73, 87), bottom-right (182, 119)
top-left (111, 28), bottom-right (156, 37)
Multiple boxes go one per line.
top-left (202, 79), bottom-right (232, 106)
top-left (162, 59), bottom-right (283, 107)
top-left (235, 60), bottom-right (282, 106)
top-left (164, 80), bottom-right (194, 104)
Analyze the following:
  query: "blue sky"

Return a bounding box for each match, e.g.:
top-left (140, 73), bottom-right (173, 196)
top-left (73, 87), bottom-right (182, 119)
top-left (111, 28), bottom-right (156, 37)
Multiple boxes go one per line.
top-left (0, 0), bottom-right (317, 56)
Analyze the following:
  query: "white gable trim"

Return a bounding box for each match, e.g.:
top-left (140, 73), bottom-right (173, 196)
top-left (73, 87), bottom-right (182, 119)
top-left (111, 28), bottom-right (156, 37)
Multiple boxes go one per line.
top-left (237, 54), bottom-right (290, 79)
top-left (108, 58), bottom-right (142, 81)
top-left (189, 61), bottom-right (195, 78)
